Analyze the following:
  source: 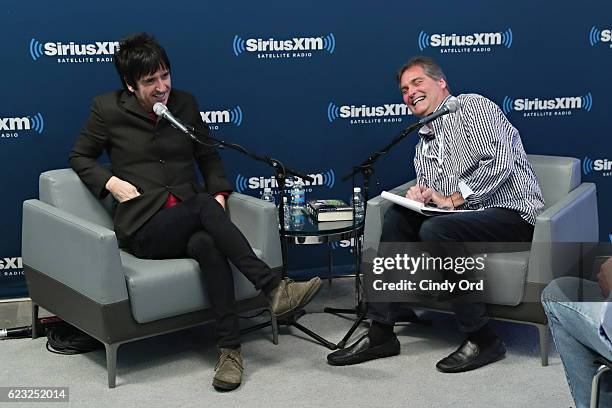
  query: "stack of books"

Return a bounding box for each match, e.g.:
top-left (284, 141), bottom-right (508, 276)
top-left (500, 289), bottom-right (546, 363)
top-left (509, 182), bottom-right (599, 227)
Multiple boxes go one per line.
top-left (305, 199), bottom-right (353, 222)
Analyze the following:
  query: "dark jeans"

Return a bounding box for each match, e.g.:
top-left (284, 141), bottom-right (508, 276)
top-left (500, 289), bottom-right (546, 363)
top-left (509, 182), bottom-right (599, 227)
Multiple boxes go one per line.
top-left (129, 193), bottom-right (281, 348)
top-left (367, 205), bottom-right (534, 333)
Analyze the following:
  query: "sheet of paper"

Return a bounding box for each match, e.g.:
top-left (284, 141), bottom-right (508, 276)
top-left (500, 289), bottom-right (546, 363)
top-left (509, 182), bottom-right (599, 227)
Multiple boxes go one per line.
top-left (381, 191), bottom-right (483, 216)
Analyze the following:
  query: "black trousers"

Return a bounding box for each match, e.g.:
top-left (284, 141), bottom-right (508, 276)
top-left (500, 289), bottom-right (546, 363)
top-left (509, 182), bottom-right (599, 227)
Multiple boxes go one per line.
top-left (129, 193), bottom-right (281, 348)
top-left (367, 205), bottom-right (534, 333)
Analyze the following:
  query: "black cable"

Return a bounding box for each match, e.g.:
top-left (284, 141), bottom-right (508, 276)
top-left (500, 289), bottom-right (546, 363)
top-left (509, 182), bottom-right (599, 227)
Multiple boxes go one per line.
top-left (45, 323), bottom-right (102, 355)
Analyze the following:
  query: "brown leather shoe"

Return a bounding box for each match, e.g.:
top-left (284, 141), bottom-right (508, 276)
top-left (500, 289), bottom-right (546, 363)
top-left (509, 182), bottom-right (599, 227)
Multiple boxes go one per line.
top-left (269, 277), bottom-right (322, 318)
top-left (212, 347), bottom-right (243, 391)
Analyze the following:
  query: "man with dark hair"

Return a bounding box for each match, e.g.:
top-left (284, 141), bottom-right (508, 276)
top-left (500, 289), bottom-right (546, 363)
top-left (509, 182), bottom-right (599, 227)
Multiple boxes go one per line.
top-left (328, 56), bottom-right (544, 372)
top-left (69, 33), bottom-right (322, 391)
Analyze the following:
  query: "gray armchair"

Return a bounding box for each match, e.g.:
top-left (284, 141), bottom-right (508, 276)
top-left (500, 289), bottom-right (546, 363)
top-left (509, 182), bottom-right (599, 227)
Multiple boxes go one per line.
top-left (363, 155), bottom-right (599, 365)
top-left (22, 169), bottom-right (282, 388)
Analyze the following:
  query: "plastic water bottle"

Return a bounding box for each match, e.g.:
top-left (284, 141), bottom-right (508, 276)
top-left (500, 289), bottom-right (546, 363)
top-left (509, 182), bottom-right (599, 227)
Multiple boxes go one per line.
top-left (290, 178), bottom-right (306, 210)
top-left (261, 187), bottom-right (275, 205)
top-left (351, 187), bottom-right (365, 221)
top-left (282, 196), bottom-right (292, 226)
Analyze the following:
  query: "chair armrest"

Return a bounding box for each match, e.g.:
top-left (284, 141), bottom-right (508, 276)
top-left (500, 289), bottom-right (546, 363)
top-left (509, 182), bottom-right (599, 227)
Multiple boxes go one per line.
top-left (22, 199), bottom-right (128, 304)
top-left (528, 183), bottom-right (599, 283)
top-left (364, 180), bottom-right (417, 252)
top-left (227, 193), bottom-right (282, 268)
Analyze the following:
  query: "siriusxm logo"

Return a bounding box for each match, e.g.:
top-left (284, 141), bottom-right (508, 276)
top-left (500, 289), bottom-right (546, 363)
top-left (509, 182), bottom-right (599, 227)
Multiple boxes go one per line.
top-left (589, 26), bottom-right (612, 47)
top-left (418, 29), bottom-right (512, 54)
top-left (502, 93), bottom-right (593, 117)
top-left (1, 257), bottom-right (23, 277)
top-left (0, 113), bottom-right (44, 139)
top-left (583, 157), bottom-right (612, 177)
top-left (327, 102), bottom-right (411, 125)
top-left (200, 106), bottom-right (243, 129)
top-left (29, 38), bottom-right (118, 63)
top-left (232, 33), bottom-right (335, 59)
top-left (235, 170), bottom-right (335, 193)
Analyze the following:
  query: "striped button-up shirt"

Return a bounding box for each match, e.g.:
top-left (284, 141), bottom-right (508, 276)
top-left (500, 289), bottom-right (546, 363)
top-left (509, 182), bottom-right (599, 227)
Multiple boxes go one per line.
top-left (414, 93), bottom-right (544, 225)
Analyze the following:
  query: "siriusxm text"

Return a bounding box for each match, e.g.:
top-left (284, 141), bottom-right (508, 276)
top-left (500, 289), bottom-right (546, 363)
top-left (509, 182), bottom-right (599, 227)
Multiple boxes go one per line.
top-left (430, 33), bottom-right (502, 47)
top-left (513, 97), bottom-right (583, 111)
top-left (42, 41), bottom-right (119, 56)
top-left (340, 104), bottom-right (410, 118)
top-left (245, 37), bottom-right (323, 52)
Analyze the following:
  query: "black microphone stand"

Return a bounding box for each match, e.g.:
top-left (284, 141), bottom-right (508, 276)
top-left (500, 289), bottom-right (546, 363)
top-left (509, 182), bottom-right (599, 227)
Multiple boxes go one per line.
top-left (185, 126), bottom-right (337, 349)
top-left (327, 119), bottom-right (430, 349)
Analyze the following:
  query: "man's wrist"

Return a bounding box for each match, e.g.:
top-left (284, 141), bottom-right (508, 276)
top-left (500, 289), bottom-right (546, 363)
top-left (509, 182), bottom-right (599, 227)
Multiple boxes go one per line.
top-left (449, 192), bottom-right (465, 208)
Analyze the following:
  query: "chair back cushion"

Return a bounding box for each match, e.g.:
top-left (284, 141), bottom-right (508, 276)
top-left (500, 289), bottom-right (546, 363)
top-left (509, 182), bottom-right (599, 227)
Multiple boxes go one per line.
top-left (527, 155), bottom-right (580, 208)
top-left (39, 169), bottom-right (114, 229)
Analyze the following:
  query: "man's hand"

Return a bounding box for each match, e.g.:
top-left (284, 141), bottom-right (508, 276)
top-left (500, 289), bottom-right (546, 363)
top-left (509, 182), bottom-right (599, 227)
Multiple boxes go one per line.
top-left (406, 184), bottom-right (430, 203)
top-left (105, 176), bottom-right (140, 203)
top-left (426, 189), bottom-right (454, 210)
top-left (214, 194), bottom-right (226, 210)
top-left (597, 257), bottom-right (612, 298)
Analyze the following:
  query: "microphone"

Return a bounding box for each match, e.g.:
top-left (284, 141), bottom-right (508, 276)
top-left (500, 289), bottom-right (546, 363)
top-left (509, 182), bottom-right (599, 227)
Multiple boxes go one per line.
top-left (153, 103), bottom-right (192, 135)
top-left (417, 96), bottom-right (460, 126)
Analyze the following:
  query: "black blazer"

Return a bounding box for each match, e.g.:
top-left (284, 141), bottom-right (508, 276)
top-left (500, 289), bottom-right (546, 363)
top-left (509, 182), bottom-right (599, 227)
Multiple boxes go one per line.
top-left (69, 89), bottom-right (232, 244)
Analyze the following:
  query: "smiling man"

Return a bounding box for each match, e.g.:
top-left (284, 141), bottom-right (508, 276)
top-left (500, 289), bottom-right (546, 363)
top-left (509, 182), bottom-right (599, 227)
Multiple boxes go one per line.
top-left (328, 56), bottom-right (545, 373)
top-left (69, 33), bottom-right (322, 391)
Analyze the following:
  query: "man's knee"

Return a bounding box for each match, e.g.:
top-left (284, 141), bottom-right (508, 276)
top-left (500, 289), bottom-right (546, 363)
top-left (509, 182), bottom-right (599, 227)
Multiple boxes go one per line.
top-left (418, 217), bottom-right (458, 242)
top-left (381, 206), bottom-right (417, 242)
top-left (187, 231), bottom-right (221, 259)
top-left (541, 277), bottom-right (581, 304)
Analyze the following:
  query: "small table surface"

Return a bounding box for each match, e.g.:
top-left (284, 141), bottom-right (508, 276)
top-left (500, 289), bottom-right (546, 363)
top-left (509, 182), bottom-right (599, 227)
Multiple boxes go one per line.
top-left (281, 210), bottom-right (364, 245)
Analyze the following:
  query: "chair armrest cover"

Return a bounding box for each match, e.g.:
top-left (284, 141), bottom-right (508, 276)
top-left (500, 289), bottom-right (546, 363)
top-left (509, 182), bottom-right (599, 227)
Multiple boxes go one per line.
top-left (363, 180), bottom-right (417, 252)
top-left (22, 199), bottom-right (128, 304)
top-left (227, 192), bottom-right (282, 269)
top-left (528, 183), bottom-right (599, 283)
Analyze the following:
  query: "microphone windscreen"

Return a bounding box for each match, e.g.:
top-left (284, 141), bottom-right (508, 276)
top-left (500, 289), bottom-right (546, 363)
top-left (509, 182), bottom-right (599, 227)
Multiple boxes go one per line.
top-left (153, 102), bottom-right (167, 116)
top-left (445, 97), bottom-right (460, 113)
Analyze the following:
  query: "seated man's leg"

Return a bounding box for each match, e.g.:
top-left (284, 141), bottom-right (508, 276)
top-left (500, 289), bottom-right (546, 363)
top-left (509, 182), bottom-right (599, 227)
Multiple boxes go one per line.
top-left (418, 208), bottom-right (534, 372)
top-left (153, 194), bottom-right (322, 318)
top-left (328, 205), bottom-right (425, 366)
top-left (131, 193), bottom-right (322, 390)
top-left (542, 277), bottom-right (612, 408)
top-left (130, 199), bottom-right (244, 390)
top-left (368, 205), bottom-right (427, 325)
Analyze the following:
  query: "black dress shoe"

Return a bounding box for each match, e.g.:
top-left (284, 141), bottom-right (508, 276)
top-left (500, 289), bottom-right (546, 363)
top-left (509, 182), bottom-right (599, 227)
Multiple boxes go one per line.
top-left (327, 334), bottom-right (400, 366)
top-left (436, 337), bottom-right (506, 373)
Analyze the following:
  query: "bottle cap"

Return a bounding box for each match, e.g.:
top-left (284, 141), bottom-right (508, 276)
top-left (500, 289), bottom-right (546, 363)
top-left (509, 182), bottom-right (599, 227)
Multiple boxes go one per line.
top-left (354, 187), bottom-right (361, 193)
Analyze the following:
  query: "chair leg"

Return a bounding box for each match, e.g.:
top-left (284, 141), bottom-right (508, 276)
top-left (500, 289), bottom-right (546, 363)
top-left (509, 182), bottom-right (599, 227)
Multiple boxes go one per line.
top-left (590, 365), bottom-right (610, 408)
top-left (536, 323), bottom-right (549, 367)
top-left (31, 302), bottom-right (39, 339)
top-left (270, 309), bottom-right (279, 345)
top-left (104, 343), bottom-right (119, 388)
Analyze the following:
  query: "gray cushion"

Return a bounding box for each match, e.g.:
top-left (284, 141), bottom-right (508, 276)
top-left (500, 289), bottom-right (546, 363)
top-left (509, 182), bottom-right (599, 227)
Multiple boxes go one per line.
top-left (122, 250), bottom-right (262, 324)
top-left (480, 251), bottom-right (530, 306)
top-left (39, 169), bottom-right (114, 230)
